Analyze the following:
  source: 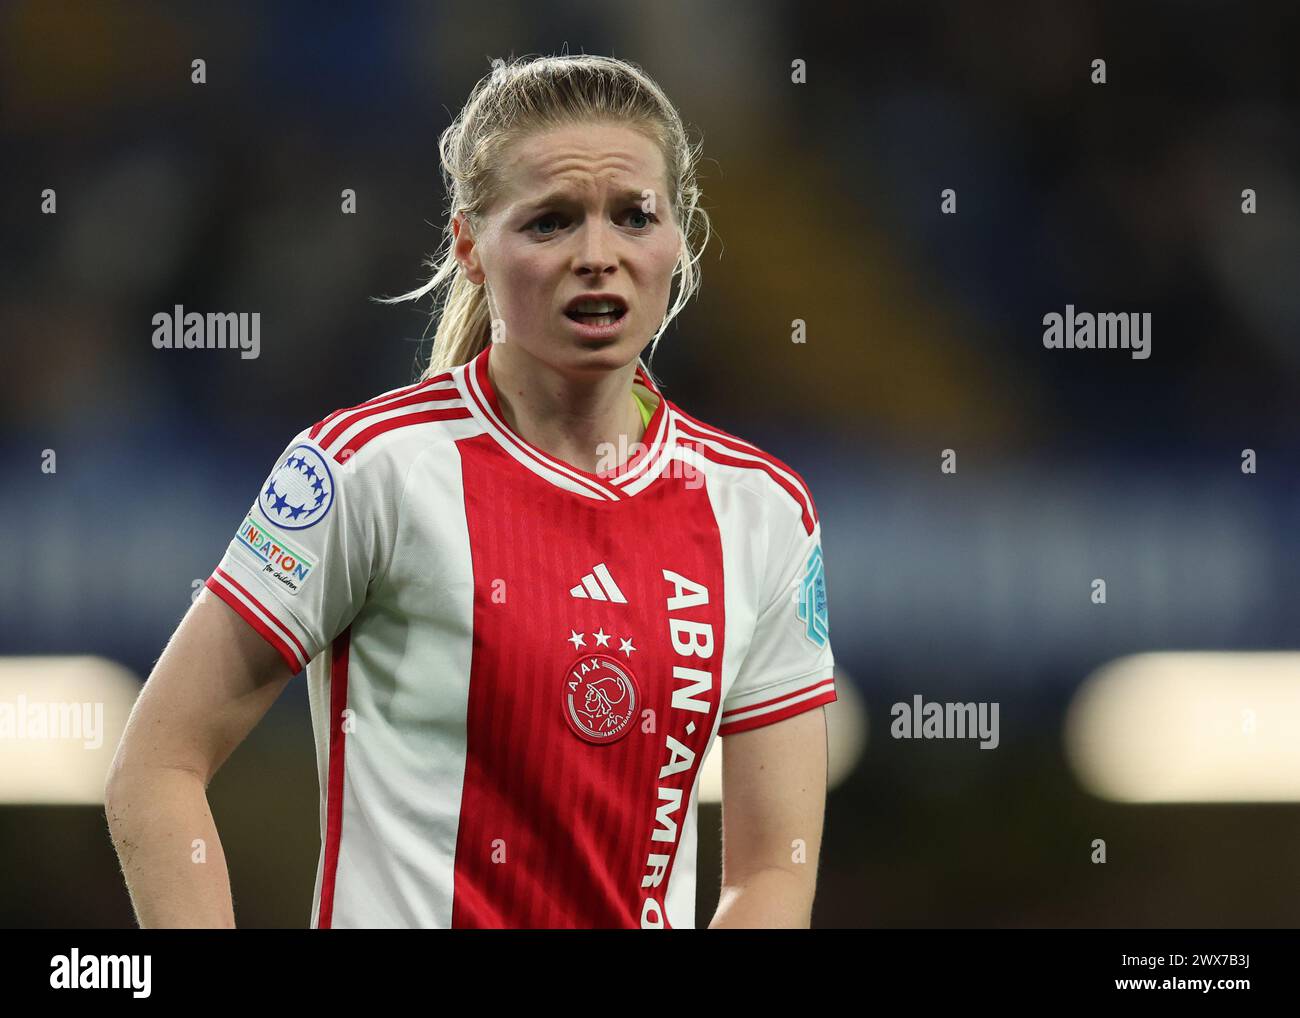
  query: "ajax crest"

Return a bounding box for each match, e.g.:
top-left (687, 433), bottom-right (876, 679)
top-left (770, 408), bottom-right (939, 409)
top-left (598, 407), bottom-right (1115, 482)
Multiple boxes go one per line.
top-left (259, 443), bottom-right (334, 529)
top-left (563, 653), bottom-right (640, 745)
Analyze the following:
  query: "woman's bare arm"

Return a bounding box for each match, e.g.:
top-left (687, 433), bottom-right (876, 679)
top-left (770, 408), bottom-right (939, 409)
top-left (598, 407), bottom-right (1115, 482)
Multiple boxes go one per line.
top-left (104, 587), bottom-right (294, 928)
top-left (710, 707), bottom-right (830, 928)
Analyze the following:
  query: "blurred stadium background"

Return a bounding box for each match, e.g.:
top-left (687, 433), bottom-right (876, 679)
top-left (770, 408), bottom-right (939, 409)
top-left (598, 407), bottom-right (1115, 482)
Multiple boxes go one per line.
top-left (2, 0), bottom-right (1299, 927)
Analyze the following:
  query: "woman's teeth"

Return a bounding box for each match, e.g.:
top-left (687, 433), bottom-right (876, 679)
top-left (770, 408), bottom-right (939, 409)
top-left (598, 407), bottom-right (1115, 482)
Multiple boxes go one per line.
top-left (567, 308), bottom-right (625, 325)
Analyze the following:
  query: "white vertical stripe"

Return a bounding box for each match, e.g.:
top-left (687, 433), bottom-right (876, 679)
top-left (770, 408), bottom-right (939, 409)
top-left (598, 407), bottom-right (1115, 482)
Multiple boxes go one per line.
top-left (593, 562), bottom-right (627, 603)
top-left (317, 427), bottom-right (478, 927)
top-left (666, 444), bottom-right (766, 927)
top-left (663, 765), bottom-right (701, 928)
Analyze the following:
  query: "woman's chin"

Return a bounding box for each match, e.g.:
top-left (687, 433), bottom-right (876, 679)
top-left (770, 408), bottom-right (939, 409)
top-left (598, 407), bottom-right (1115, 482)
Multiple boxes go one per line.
top-left (554, 330), bottom-right (644, 368)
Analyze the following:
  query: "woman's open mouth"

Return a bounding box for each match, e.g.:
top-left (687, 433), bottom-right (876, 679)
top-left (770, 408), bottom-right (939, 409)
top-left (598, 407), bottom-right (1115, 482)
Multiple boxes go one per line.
top-left (563, 296), bottom-right (629, 338)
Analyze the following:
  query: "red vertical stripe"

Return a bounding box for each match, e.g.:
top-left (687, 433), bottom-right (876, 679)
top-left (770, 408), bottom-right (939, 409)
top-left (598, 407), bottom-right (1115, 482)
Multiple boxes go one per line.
top-left (316, 627), bottom-right (351, 929)
top-left (449, 433), bottom-right (723, 927)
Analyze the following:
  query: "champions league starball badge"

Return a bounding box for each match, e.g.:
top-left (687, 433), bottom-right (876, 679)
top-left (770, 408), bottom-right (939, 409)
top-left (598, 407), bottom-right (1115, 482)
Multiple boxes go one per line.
top-left (258, 443), bottom-right (334, 530)
top-left (562, 653), bottom-right (641, 745)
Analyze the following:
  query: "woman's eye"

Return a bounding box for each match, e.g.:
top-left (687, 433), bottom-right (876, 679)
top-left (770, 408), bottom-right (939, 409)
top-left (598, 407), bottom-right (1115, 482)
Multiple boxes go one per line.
top-left (528, 209), bottom-right (657, 235)
top-left (531, 214), bottom-right (564, 235)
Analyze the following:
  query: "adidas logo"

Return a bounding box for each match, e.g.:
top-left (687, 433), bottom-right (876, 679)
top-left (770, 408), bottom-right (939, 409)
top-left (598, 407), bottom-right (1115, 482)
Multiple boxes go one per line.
top-left (570, 562), bottom-right (627, 603)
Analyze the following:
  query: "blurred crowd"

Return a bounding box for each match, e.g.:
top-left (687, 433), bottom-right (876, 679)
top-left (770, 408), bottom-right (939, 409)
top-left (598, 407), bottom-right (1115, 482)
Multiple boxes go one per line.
top-left (4, 0), bottom-right (1297, 681)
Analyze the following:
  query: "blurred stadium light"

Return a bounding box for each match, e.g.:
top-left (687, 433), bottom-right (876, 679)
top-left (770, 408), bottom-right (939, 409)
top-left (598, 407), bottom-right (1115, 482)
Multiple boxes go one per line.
top-left (0, 656), bottom-right (139, 805)
top-left (1065, 652), bottom-right (1300, 802)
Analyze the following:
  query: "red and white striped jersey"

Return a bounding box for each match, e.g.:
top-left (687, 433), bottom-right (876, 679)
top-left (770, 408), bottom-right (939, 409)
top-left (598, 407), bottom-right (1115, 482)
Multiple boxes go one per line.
top-left (205, 342), bottom-right (836, 929)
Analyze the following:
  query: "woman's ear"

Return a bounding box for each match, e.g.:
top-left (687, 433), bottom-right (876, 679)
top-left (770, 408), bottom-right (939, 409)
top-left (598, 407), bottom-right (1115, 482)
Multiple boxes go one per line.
top-left (451, 212), bottom-right (486, 285)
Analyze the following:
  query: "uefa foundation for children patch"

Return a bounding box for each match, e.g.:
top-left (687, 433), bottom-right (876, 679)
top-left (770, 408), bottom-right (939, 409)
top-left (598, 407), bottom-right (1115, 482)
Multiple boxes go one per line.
top-left (798, 545), bottom-right (829, 647)
top-left (258, 443), bottom-right (334, 529)
top-left (235, 515), bottom-right (316, 594)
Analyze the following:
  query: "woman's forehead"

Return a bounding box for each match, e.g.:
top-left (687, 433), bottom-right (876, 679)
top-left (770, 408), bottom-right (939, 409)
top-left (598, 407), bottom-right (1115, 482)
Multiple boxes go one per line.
top-left (499, 125), bottom-right (667, 199)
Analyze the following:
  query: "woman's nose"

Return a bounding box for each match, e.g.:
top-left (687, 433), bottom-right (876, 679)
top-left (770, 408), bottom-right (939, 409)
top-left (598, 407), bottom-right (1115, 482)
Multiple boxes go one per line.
top-left (575, 220), bottom-right (617, 276)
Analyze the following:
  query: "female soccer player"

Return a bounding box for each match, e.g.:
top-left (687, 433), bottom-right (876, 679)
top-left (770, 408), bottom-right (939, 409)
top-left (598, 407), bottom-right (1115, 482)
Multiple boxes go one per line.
top-left (106, 54), bottom-right (836, 929)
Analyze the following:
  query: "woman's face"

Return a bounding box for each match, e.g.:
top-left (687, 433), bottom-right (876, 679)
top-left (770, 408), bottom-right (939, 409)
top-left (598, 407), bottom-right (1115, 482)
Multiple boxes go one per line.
top-left (453, 121), bottom-right (681, 376)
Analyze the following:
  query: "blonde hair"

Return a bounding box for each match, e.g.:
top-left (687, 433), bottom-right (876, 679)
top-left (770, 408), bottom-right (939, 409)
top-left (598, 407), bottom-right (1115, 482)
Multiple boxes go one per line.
top-left (377, 54), bottom-right (712, 383)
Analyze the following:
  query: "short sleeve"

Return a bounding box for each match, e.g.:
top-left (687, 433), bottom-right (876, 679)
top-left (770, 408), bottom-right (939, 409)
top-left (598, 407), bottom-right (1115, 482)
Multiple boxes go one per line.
top-left (718, 504), bottom-right (836, 737)
top-left (203, 428), bottom-right (396, 674)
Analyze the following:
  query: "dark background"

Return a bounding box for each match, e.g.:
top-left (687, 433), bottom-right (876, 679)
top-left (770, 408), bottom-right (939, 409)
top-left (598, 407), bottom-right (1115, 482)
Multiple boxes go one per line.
top-left (2, 0), bottom-right (1299, 927)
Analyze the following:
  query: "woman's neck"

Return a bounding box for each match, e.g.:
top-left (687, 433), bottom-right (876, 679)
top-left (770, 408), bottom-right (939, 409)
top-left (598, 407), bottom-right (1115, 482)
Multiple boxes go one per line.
top-left (487, 344), bottom-right (648, 476)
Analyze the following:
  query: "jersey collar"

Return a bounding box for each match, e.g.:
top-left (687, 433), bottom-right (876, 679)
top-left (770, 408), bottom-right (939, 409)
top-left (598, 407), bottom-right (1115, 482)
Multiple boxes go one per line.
top-left (455, 343), bottom-right (674, 502)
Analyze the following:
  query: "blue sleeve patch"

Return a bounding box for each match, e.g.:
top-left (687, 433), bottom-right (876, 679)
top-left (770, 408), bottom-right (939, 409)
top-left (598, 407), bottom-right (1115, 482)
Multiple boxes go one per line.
top-left (258, 443), bottom-right (335, 530)
top-left (797, 545), bottom-right (829, 647)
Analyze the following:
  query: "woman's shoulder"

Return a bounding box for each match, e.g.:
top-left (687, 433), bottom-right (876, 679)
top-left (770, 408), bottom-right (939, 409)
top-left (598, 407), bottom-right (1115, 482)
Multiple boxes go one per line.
top-left (298, 370), bottom-right (475, 474)
top-left (666, 399), bottom-right (820, 535)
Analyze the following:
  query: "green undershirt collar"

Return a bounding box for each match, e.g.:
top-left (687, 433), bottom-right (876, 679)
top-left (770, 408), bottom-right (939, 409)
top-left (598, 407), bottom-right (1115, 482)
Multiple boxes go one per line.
top-left (631, 388), bottom-right (654, 428)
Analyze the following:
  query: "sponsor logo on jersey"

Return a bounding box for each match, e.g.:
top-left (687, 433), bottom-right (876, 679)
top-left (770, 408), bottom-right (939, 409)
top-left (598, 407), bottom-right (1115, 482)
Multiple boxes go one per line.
top-left (562, 653), bottom-right (640, 744)
top-left (258, 443), bottom-right (334, 530)
top-left (235, 514), bottom-right (315, 594)
top-left (798, 545), bottom-right (829, 647)
top-left (637, 568), bottom-right (717, 929)
top-left (568, 562), bottom-right (628, 602)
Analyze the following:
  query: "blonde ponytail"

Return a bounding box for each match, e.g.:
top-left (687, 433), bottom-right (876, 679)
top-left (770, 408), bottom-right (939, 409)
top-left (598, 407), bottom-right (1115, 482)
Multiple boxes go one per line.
top-left (431, 271), bottom-right (493, 374)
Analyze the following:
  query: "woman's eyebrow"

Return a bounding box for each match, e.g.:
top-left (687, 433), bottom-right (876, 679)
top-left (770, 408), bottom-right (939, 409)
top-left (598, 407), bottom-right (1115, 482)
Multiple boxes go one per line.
top-left (519, 187), bottom-right (653, 212)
